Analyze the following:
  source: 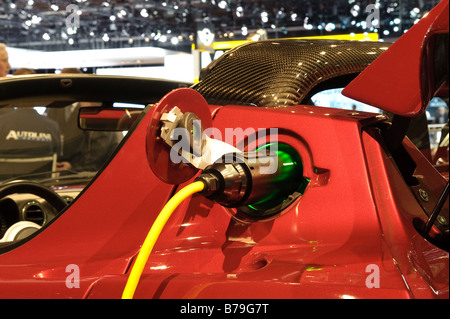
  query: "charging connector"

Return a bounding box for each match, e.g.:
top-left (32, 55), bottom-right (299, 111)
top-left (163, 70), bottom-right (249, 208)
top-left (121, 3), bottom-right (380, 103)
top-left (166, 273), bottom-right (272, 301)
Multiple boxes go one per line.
top-left (195, 143), bottom-right (308, 217)
top-left (196, 160), bottom-right (250, 207)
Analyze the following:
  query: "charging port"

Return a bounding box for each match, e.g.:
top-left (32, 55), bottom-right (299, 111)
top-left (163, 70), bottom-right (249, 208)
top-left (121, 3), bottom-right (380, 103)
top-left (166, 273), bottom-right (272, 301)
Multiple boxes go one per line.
top-left (196, 143), bottom-right (309, 219)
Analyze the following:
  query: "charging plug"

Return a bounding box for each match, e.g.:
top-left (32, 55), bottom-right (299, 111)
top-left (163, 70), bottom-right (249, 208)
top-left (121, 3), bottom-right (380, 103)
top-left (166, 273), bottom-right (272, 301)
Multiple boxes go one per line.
top-left (195, 144), bottom-right (308, 216)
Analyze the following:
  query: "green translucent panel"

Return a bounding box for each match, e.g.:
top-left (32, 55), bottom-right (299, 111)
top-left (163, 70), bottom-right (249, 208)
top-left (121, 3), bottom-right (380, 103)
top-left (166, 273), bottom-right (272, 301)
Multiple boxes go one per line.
top-left (247, 143), bottom-right (308, 213)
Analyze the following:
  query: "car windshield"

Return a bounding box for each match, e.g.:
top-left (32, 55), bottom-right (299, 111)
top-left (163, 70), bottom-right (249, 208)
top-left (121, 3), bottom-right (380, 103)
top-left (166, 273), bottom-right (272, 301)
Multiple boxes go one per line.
top-left (0, 102), bottom-right (129, 187)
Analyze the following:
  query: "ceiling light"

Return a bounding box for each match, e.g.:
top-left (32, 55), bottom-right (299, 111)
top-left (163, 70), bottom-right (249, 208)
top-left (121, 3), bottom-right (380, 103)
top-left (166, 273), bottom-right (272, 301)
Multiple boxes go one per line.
top-left (102, 33), bottom-right (110, 42)
top-left (67, 27), bottom-right (77, 35)
top-left (261, 11), bottom-right (268, 23)
top-left (42, 33), bottom-right (50, 41)
top-left (31, 15), bottom-right (42, 24)
top-left (325, 23), bottom-right (336, 31)
top-left (140, 9), bottom-right (149, 17)
top-left (350, 5), bottom-right (360, 17)
top-left (236, 6), bottom-right (244, 17)
top-left (218, 1), bottom-right (227, 9)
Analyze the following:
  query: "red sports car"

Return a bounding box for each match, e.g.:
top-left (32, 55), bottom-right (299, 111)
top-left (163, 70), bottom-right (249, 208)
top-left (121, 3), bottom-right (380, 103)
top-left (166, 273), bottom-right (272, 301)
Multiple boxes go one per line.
top-left (0, 0), bottom-right (448, 300)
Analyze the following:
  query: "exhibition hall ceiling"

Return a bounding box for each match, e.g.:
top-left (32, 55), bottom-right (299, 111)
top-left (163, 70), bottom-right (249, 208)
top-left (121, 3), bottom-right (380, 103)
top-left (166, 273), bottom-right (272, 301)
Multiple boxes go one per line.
top-left (0, 0), bottom-right (441, 52)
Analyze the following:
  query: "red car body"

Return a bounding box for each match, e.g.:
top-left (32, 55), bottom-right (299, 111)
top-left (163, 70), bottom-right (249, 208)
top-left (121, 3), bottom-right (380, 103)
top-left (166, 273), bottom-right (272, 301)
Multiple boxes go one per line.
top-left (0, 1), bottom-right (448, 299)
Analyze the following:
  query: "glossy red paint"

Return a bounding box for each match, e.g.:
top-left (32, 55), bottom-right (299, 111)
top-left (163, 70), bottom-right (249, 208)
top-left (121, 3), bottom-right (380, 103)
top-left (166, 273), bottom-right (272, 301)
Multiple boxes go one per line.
top-left (1, 2), bottom-right (448, 300)
top-left (0, 108), bottom-right (175, 298)
top-left (116, 105), bottom-right (413, 299)
top-left (88, 102), bottom-right (446, 299)
top-left (362, 129), bottom-right (448, 297)
top-left (0, 91), bottom-right (447, 298)
top-left (342, 0), bottom-right (449, 117)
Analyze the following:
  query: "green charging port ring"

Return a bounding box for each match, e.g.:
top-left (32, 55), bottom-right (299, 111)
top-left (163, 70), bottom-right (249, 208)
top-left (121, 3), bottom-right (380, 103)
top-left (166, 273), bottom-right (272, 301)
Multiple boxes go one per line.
top-left (238, 142), bottom-right (309, 219)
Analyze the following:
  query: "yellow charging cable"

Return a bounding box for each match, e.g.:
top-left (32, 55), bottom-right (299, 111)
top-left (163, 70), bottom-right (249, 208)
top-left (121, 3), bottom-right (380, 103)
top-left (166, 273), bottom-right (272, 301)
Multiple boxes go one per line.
top-left (121, 181), bottom-right (205, 299)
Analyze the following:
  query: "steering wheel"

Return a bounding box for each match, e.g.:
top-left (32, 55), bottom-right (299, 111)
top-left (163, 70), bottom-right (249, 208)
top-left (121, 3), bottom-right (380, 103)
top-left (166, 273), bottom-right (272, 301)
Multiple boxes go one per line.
top-left (0, 181), bottom-right (68, 242)
top-left (0, 181), bottom-right (68, 212)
